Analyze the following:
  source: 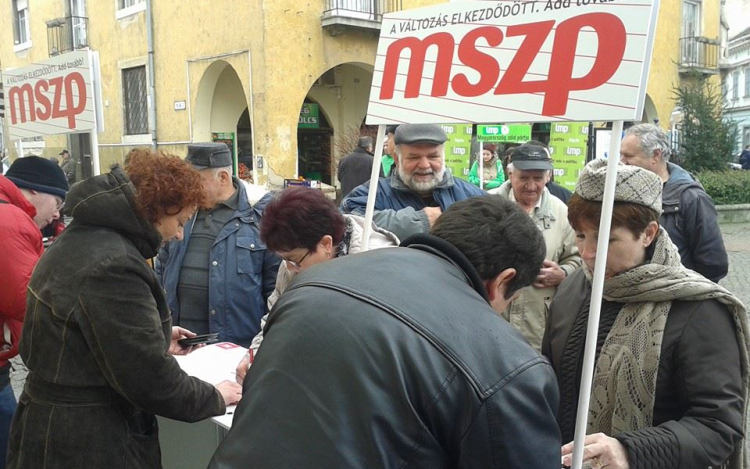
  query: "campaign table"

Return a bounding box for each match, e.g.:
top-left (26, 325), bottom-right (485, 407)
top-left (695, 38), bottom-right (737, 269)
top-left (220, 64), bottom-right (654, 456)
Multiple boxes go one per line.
top-left (159, 343), bottom-right (245, 469)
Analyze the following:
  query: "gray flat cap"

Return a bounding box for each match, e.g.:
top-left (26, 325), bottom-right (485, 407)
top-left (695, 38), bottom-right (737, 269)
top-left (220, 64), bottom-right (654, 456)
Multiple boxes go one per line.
top-left (186, 143), bottom-right (232, 168)
top-left (511, 144), bottom-right (554, 171)
top-left (576, 159), bottom-right (662, 215)
top-left (394, 124), bottom-right (447, 145)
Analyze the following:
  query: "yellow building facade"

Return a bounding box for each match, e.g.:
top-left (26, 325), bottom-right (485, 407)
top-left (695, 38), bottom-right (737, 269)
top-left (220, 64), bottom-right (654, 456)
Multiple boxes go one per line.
top-left (0, 0), bottom-right (724, 184)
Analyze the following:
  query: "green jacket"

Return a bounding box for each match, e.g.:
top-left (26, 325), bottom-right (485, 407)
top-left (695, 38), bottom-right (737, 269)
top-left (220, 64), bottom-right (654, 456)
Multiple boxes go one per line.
top-left (468, 159), bottom-right (505, 189)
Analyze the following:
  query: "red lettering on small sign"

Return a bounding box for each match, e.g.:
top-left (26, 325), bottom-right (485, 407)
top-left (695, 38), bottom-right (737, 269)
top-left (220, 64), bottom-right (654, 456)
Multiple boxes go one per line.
top-left (8, 71), bottom-right (88, 129)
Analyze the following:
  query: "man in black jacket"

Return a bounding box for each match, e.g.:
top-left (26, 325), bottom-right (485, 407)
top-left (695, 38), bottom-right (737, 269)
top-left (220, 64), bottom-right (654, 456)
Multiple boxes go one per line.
top-left (209, 195), bottom-right (561, 469)
top-left (338, 136), bottom-right (378, 198)
top-left (620, 123), bottom-right (728, 282)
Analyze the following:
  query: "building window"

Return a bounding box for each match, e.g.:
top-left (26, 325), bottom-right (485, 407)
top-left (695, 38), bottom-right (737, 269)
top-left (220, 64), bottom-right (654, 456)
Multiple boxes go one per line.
top-left (682, 0), bottom-right (701, 37)
top-left (733, 71), bottom-right (740, 100)
top-left (122, 66), bottom-right (148, 135)
top-left (119, 0), bottom-right (143, 8)
top-left (745, 67), bottom-right (750, 98)
top-left (12, 0), bottom-right (30, 45)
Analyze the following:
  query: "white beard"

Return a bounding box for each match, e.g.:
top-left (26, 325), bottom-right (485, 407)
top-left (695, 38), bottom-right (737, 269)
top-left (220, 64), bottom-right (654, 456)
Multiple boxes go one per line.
top-left (398, 165), bottom-right (446, 194)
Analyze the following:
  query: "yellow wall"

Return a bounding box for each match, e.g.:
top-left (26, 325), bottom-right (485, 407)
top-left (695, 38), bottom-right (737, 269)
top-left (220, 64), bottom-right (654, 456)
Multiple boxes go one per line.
top-left (0, 0), bottom-right (725, 178)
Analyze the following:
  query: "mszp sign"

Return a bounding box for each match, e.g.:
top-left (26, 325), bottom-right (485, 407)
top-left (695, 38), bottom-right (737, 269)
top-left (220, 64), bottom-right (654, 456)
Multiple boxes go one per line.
top-left (366, 0), bottom-right (658, 125)
top-left (3, 50), bottom-right (96, 140)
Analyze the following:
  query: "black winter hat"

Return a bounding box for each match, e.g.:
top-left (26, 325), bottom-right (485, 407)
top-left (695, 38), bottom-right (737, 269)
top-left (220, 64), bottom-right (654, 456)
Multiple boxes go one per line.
top-left (6, 156), bottom-right (69, 199)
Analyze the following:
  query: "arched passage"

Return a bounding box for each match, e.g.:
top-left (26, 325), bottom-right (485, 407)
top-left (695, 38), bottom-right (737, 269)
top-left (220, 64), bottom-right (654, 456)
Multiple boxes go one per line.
top-left (194, 60), bottom-right (250, 174)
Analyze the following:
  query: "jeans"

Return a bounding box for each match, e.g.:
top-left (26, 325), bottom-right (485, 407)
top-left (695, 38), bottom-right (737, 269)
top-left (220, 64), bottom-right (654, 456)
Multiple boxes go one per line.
top-left (0, 384), bottom-right (16, 469)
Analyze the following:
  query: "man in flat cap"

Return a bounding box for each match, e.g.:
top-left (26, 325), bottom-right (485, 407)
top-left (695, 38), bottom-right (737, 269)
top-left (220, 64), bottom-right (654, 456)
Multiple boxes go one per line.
top-left (620, 123), bottom-right (727, 282)
top-left (0, 156), bottom-right (68, 464)
top-left (156, 143), bottom-right (281, 346)
top-left (340, 124), bottom-right (485, 240)
top-left (59, 150), bottom-right (77, 186)
top-left (488, 144), bottom-right (580, 351)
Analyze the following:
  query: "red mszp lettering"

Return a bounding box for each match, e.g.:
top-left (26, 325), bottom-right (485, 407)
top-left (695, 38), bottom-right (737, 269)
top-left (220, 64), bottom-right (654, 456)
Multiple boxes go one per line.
top-left (380, 33), bottom-right (455, 99)
top-left (452, 26), bottom-right (504, 97)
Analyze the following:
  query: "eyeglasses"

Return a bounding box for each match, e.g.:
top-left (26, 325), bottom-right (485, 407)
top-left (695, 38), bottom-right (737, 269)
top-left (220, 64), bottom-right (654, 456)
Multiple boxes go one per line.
top-left (54, 197), bottom-right (65, 212)
top-left (281, 250), bottom-right (311, 268)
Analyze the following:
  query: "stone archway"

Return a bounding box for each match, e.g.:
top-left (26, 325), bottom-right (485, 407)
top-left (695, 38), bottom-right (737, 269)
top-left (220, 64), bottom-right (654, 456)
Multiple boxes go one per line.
top-left (194, 60), bottom-right (249, 172)
top-left (297, 62), bottom-right (374, 186)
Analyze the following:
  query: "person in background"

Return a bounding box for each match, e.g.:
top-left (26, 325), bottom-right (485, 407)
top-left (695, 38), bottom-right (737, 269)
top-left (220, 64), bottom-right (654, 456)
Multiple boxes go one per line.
top-left (468, 143), bottom-right (505, 189)
top-left (526, 140), bottom-right (572, 204)
top-left (739, 144), bottom-right (750, 170)
top-left (620, 123), bottom-right (728, 282)
top-left (545, 159), bottom-right (747, 469)
top-left (338, 136), bottom-right (378, 198)
top-left (341, 124), bottom-right (485, 240)
top-left (211, 195), bottom-right (561, 469)
top-left (234, 187), bottom-right (399, 383)
top-left (0, 156), bottom-right (68, 469)
top-left (488, 144), bottom-right (580, 351)
top-left (59, 150), bottom-right (77, 186)
top-left (156, 143), bottom-right (281, 347)
top-left (48, 156), bottom-right (60, 166)
top-left (7, 150), bottom-right (241, 469)
top-left (381, 125), bottom-right (398, 177)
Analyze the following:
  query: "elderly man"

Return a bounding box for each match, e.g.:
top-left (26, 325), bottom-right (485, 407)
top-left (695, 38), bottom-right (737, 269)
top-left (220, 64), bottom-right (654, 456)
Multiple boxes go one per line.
top-left (341, 124), bottom-right (485, 240)
top-left (489, 144), bottom-right (580, 351)
top-left (210, 196), bottom-right (561, 469)
top-left (156, 143), bottom-right (280, 347)
top-left (620, 123), bottom-right (727, 282)
top-left (1, 156), bottom-right (68, 468)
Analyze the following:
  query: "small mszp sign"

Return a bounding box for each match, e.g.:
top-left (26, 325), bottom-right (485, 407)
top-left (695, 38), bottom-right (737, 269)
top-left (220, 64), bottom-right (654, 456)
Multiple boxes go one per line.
top-left (366, 0), bottom-right (659, 125)
top-left (3, 50), bottom-right (96, 139)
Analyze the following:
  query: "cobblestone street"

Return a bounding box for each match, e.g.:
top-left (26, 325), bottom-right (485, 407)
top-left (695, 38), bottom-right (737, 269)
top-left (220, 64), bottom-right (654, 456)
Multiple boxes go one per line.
top-left (719, 222), bottom-right (750, 307)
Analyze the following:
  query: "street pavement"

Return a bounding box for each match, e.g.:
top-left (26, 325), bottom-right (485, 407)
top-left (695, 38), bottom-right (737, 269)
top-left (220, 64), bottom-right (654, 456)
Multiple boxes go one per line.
top-left (719, 222), bottom-right (750, 307)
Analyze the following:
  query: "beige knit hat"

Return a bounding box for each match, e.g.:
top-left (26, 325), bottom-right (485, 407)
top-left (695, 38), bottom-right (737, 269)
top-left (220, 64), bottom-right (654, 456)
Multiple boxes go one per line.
top-left (576, 159), bottom-right (662, 215)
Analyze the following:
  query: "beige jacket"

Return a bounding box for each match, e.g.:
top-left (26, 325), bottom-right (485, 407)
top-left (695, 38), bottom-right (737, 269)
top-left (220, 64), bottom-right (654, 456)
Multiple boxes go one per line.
top-left (490, 182), bottom-right (581, 351)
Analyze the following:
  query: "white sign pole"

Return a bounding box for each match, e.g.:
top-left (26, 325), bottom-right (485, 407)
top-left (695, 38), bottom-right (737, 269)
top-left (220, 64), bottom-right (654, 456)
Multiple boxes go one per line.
top-left (570, 119), bottom-right (623, 469)
top-left (360, 124), bottom-right (386, 251)
top-left (478, 140), bottom-right (484, 190)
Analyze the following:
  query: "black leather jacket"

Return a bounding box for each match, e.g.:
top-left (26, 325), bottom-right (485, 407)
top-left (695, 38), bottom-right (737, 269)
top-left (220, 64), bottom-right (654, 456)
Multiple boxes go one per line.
top-left (209, 233), bottom-right (561, 469)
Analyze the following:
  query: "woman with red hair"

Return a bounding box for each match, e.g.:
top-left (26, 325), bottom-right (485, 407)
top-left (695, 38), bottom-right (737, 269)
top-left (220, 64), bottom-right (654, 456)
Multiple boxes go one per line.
top-left (7, 149), bottom-right (241, 469)
top-left (234, 187), bottom-right (399, 383)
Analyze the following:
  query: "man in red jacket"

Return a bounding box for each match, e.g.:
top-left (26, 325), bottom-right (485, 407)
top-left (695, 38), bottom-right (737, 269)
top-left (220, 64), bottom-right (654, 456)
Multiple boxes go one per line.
top-left (0, 156), bottom-right (68, 468)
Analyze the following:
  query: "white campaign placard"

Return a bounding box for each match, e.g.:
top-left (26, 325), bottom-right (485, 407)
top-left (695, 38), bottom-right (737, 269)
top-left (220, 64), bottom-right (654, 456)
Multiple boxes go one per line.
top-left (367, 0), bottom-right (658, 125)
top-left (3, 50), bottom-right (96, 140)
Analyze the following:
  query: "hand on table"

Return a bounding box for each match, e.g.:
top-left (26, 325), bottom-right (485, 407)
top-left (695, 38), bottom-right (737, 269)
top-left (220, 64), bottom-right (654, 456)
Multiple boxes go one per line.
top-left (216, 380), bottom-right (243, 406)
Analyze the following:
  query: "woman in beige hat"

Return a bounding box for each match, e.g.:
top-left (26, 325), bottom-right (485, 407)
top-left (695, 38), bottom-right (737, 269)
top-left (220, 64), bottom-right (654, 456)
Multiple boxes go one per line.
top-left (544, 159), bottom-right (749, 469)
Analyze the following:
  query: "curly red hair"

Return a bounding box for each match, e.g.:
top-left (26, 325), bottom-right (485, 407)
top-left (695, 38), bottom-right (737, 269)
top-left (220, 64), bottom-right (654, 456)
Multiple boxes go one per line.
top-left (124, 148), bottom-right (206, 224)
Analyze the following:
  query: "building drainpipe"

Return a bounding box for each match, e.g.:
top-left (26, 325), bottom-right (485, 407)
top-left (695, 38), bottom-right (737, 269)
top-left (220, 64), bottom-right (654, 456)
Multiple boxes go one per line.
top-left (146, 0), bottom-right (157, 149)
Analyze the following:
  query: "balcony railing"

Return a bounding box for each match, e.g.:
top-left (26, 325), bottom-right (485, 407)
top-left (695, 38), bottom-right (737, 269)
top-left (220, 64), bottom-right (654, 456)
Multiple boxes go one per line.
top-left (46, 16), bottom-right (88, 57)
top-left (679, 36), bottom-right (720, 73)
top-left (322, 0), bottom-right (402, 35)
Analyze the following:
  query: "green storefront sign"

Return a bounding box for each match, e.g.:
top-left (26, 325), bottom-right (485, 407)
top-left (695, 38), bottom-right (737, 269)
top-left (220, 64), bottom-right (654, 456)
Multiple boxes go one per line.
top-left (298, 103), bottom-right (319, 129)
top-left (440, 123), bottom-right (473, 180)
top-left (476, 124), bottom-right (532, 143)
top-left (548, 122), bottom-right (589, 190)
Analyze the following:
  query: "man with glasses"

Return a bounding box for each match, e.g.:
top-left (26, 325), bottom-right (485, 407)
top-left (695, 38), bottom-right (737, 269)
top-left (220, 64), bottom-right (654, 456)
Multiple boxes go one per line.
top-left (156, 143), bottom-right (280, 347)
top-left (0, 156), bottom-right (68, 468)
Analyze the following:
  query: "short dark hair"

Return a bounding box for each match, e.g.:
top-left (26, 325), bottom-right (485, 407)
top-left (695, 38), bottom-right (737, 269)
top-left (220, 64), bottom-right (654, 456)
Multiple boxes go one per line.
top-left (358, 136), bottom-right (373, 149)
top-left (430, 195), bottom-right (546, 298)
top-left (567, 193), bottom-right (659, 238)
top-left (261, 187), bottom-right (347, 252)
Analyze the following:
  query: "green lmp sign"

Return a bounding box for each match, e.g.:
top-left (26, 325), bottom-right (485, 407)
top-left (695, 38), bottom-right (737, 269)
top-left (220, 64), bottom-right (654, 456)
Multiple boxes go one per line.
top-left (476, 124), bottom-right (532, 143)
top-left (440, 123), bottom-right (473, 180)
top-left (298, 103), bottom-right (319, 129)
top-left (548, 122), bottom-right (588, 190)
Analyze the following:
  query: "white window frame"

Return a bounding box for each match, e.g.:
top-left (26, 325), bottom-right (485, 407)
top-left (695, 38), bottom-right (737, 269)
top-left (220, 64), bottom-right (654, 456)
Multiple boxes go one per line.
top-left (745, 67), bottom-right (750, 98)
top-left (682, 0), bottom-right (702, 38)
top-left (732, 71), bottom-right (740, 100)
top-left (115, 0), bottom-right (146, 20)
top-left (12, 0), bottom-right (32, 52)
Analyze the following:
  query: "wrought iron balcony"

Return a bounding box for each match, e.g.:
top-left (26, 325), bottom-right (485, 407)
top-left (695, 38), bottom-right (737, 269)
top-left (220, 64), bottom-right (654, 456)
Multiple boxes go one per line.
top-left (46, 16), bottom-right (88, 57)
top-left (679, 36), bottom-right (720, 74)
top-left (322, 0), bottom-right (402, 36)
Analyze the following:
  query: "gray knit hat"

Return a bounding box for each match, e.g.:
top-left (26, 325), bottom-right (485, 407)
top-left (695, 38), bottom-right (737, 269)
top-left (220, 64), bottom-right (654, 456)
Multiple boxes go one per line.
top-left (576, 159), bottom-right (662, 215)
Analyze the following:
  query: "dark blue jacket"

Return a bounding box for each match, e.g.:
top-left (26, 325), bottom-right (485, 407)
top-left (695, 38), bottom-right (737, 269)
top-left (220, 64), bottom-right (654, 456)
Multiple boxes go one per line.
top-left (340, 172), bottom-right (486, 240)
top-left (662, 163), bottom-right (727, 282)
top-left (156, 182), bottom-right (280, 346)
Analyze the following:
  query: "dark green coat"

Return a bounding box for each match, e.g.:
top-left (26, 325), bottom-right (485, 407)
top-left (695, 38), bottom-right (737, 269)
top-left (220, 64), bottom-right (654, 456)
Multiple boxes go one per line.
top-left (7, 167), bottom-right (224, 469)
